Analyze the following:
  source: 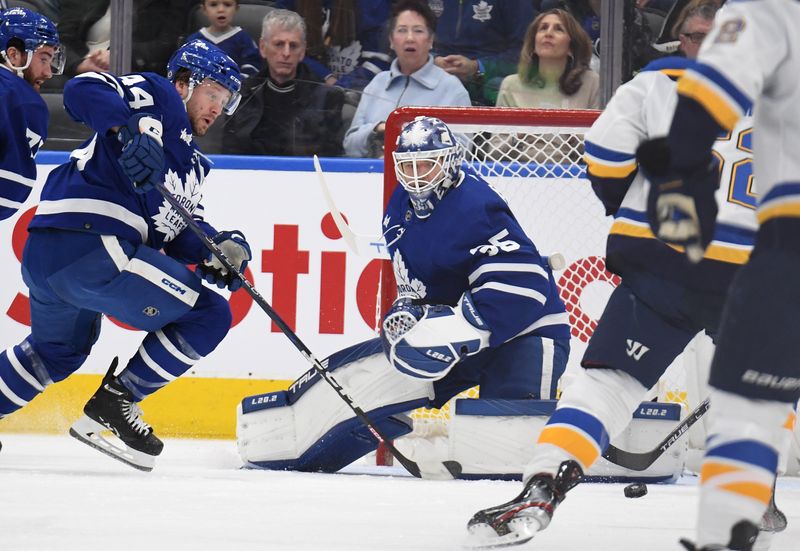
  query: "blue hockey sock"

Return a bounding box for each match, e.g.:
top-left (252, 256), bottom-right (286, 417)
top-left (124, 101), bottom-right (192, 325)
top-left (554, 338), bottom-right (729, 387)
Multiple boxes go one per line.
top-left (118, 327), bottom-right (201, 400)
top-left (0, 340), bottom-right (50, 416)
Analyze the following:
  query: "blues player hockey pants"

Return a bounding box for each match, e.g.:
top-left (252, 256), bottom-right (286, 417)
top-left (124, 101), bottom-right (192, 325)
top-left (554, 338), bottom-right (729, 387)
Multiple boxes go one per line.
top-left (0, 229), bottom-right (231, 415)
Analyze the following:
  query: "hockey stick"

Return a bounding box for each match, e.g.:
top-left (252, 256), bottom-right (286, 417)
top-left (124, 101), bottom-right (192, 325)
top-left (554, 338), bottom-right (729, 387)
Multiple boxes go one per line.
top-left (154, 183), bottom-right (458, 480)
top-left (313, 155), bottom-right (389, 259)
top-left (602, 397), bottom-right (711, 471)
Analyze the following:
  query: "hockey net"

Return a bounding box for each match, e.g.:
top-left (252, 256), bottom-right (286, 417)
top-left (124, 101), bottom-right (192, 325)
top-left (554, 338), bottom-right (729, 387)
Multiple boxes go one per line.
top-left (380, 106), bottom-right (628, 448)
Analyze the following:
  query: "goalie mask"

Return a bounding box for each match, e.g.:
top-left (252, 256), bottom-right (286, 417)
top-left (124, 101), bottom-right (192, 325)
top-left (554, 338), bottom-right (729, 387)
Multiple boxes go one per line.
top-left (167, 39), bottom-right (242, 115)
top-left (393, 116), bottom-right (465, 219)
top-left (0, 7), bottom-right (65, 76)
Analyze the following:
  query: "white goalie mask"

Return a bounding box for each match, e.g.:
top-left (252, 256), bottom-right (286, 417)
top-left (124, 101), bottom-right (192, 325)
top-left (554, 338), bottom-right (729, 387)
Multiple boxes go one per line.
top-left (392, 116), bottom-right (464, 218)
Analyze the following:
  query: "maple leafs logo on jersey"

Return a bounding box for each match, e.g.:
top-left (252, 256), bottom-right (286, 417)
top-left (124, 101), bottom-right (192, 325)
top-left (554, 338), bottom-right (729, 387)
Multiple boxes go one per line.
top-left (392, 249), bottom-right (427, 299)
top-left (472, 1), bottom-right (493, 22)
top-left (328, 40), bottom-right (362, 77)
top-left (153, 169), bottom-right (202, 242)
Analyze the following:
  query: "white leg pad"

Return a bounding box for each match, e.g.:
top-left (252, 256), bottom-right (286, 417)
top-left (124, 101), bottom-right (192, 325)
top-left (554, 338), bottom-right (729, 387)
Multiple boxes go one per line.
top-left (237, 339), bottom-right (433, 470)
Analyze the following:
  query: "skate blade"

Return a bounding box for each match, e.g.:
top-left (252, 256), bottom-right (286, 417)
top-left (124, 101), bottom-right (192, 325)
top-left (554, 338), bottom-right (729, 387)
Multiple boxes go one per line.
top-left (69, 415), bottom-right (156, 472)
top-left (463, 519), bottom-right (541, 549)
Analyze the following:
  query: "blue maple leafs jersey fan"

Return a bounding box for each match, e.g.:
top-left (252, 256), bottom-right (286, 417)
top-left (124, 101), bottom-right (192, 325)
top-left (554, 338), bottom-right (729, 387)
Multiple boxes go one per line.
top-left (29, 71), bottom-right (216, 260)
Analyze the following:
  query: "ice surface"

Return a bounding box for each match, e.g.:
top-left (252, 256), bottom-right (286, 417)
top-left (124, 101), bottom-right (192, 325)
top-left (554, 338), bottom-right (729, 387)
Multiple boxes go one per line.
top-left (1, 433), bottom-right (798, 551)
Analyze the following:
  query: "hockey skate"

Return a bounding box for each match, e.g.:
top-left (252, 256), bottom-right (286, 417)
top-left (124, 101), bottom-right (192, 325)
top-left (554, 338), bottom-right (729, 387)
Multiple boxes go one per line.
top-left (69, 357), bottom-right (163, 471)
top-left (464, 460), bottom-right (583, 549)
top-left (679, 520), bottom-right (759, 551)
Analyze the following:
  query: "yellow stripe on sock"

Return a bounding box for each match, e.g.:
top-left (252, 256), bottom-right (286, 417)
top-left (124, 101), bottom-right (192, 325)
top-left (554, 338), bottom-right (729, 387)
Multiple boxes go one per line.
top-left (537, 425), bottom-right (600, 468)
top-left (718, 481), bottom-right (773, 506)
top-left (700, 462), bottom-right (742, 483)
top-left (784, 411), bottom-right (796, 431)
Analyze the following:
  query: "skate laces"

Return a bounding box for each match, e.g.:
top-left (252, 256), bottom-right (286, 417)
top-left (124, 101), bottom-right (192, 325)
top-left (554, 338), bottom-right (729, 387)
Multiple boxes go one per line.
top-left (121, 401), bottom-right (152, 435)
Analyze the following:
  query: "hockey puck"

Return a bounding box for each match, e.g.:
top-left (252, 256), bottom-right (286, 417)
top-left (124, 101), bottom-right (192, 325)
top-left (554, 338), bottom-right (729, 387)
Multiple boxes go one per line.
top-left (624, 482), bottom-right (648, 498)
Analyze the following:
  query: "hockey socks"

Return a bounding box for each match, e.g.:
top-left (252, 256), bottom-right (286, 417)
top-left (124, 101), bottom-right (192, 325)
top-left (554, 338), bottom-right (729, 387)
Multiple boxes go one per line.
top-left (535, 407), bottom-right (610, 473)
top-left (118, 328), bottom-right (201, 400)
top-left (0, 339), bottom-right (49, 416)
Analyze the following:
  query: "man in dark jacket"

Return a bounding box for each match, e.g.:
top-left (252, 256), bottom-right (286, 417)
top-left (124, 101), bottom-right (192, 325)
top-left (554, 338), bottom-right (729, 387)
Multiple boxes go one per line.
top-left (222, 8), bottom-right (345, 157)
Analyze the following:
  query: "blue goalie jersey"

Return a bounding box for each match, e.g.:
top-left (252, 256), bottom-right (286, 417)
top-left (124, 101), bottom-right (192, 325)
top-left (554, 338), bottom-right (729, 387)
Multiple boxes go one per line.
top-left (383, 166), bottom-right (571, 348)
top-left (0, 66), bottom-right (48, 221)
top-left (29, 71), bottom-right (216, 263)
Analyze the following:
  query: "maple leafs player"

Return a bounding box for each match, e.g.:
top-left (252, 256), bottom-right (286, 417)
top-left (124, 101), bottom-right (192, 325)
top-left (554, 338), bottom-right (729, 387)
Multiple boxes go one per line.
top-left (0, 7), bottom-right (63, 221)
top-left (463, 52), bottom-right (773, 551)
top-left (0, 40), bottom-right (250, 471)
top-left (382, 116), bottom-right (570, 420)
top-left (636, 1), bottom-right (800, 549)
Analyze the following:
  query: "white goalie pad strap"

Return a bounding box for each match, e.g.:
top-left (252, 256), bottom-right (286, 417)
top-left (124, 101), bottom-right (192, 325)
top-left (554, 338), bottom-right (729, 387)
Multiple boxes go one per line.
top-left (237, 343), bottom-right (433, 465)
top-left (388, 293), bottom-right (491, 381)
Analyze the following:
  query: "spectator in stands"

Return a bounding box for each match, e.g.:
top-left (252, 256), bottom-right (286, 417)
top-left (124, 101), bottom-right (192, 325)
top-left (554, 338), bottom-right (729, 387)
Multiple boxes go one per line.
top-left (343, 0), bottom-right (470, 158)
top-left (672, 0), bottom-right (717, 59)
top-left (431, 0), bottom-right (537, 106)
top-left (496, 8), bottom-right (599, 109)
top-left (490, 9), bottom-right (597, 165)
top-left (222, 9), bottom-right (345, 156)
top-left (58, 0), bottom-right (191, 77)
top-left (273, 0), bottom-right (392, 92)
top-left (186, 0), bottom-right (262, 78)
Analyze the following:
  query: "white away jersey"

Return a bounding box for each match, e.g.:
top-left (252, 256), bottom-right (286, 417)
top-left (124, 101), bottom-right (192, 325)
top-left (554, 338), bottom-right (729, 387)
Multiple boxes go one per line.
top-left (584, 56), bottom-right (757, 293)
top-left (677, 0), bottom-right (800, 227)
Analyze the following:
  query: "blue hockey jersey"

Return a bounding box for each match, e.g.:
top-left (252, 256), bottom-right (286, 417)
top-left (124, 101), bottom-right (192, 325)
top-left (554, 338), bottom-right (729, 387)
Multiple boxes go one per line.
top-left (29, 71), bottom-right (216, 263)
top-left (383, 166), bottom-right (570, 348)
top-left (187, 28), bottom-right (261, 78)
top-left (0, 66), bottom-right (48, 221)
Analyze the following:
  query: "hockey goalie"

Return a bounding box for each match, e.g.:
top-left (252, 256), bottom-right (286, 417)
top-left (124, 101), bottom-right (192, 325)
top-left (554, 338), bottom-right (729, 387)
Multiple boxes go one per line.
top-left (236, 116), bottom-right (574, 475)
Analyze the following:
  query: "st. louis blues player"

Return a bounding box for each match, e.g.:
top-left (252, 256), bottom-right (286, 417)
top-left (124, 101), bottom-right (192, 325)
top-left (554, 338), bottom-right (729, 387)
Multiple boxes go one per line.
top-left (236, 116), bottom-right (571, 474)
top-left (0, 40), bottom-right (249, 471)
top-left (637, 1), bottom-right (800, 549)
top-left (463, 47), bottom-right (787, 548)
top-left (0, 7), bottom-right (63, 221)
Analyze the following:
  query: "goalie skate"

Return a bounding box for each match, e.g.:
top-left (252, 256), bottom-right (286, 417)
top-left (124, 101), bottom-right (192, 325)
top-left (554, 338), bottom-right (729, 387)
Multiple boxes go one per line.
top-left (464, 460), bottom-right (583, 549)
top-left (69, 357), bottom-right (163, 472)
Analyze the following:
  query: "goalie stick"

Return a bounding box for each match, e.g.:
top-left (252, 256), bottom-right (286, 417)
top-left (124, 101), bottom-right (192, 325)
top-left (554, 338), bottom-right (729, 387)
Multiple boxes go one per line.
top-left (154, 183), bottom-right (459, 480)
top-left (313, 155), bottom-right (389, 259)
top-left (602, 396), bottom-right (711, 471)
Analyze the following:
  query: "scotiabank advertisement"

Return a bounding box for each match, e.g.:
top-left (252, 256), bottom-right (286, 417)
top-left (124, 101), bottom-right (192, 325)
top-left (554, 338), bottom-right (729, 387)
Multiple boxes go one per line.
top-left (1, 155), bottom-right (387, 382)
top-left (1, 153), bottom-right (619, 383)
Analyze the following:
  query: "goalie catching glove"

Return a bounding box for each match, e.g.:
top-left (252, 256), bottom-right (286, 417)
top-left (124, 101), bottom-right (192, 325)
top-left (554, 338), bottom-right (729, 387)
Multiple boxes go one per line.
top-left (381, 292), bottom-right (490, 381)
top-left (117, 113), bottom-right (165, 194)
top-left (637, 137), bottom-right (719, 264)
top-left (196, 230), bottom-right (252, 291)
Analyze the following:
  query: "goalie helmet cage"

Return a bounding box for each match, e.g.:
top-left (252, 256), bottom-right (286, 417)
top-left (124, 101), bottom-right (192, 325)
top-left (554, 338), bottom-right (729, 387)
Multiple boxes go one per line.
top-left (376, 106), bottom-right (699, 466)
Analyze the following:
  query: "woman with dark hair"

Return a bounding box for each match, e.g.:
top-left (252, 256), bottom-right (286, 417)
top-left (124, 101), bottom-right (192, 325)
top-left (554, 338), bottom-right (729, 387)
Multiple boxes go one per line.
top-left (496, 8), bottom-right (599, 109)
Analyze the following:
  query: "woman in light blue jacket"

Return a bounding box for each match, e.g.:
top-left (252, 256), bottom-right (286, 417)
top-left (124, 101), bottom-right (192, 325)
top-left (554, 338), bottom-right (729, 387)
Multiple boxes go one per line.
top-left (343, 0), bottom-right (470, 158)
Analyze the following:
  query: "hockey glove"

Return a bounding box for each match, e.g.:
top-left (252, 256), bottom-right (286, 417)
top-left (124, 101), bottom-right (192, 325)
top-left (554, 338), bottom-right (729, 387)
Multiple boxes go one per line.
top-left (117, 113), bottom-right (165, 194)
top-left (380, 294), bottom-right (490, 381)
top-left (196, 230), bottom-right (252, 291)
top-left (637, 137), bottom-right (719, 264)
